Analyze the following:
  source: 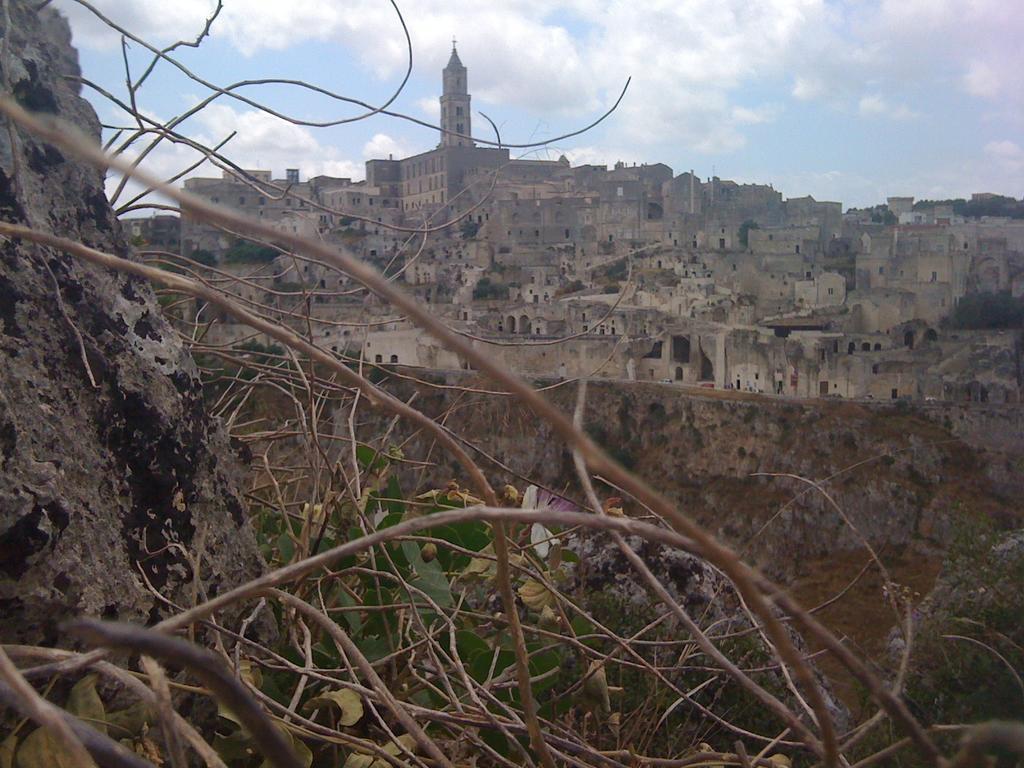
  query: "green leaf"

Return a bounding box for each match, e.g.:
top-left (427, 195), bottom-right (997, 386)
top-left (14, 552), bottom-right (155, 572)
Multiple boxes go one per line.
top-left (277, 533), bottom-right (295, 563)
top-left (104, 703), bottom-right (151, 739)
top-left (382, 734), bottom-right (416, 757)
top-left (1, 734), bottom-right (17, 768)
top-left (354, 635), bottom-right (392, 664)
top-left (581, 661), bottom-right (611, 716)
top-left (375, 512), bottom-right (404, 531)
top-left (343, 734), bottom-right (416, 768)
top-left (527, 648), bottom-right (563, 694)
top-left (343, 753), bottom-right (374, 768)
top-left (213, 729), bottom-right (256, 764)
top-left (384, 475), bottom-right (405, 515)
top-left (313, 639), bottom-right (339, 669)
top-left (401, 541), bottom-right (453, 609)
top-left (14, 729), bottom-right (77, 768)
top-left (331, 589), bottom-right (361, 634)
top-left (217, 700), bottom-right (246, 731)
top-left (67, 674), bottom-right (106, 735)
top-left (480, 728), bottom-right (511, 759)
top-left (259, 727), bottom-right (312, 768)
top-left (303, 689), bottom-right (363, 726)
top-left (456, 630), bottom-right (490, 663)
top-left (355, 444), bottom-right (382, 471)
top-left (238, 658), bottom-right (262, 690)
top-left (518, 578), bottom-right (554, 611)
top-left (462, 545), bottom-right (497, 581)
top-left (469, 648), bottom-right (514, 684)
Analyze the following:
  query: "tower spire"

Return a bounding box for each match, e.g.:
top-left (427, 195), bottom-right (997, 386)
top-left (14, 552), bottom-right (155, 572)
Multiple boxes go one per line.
top-left (440, 40), bottom-right (472, 148)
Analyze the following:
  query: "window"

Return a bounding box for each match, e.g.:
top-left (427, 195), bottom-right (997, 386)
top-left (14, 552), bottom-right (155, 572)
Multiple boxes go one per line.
top-left (878, 266), bottom-right (884, 274)
top-left (239, 196), bottom-right (246, 205)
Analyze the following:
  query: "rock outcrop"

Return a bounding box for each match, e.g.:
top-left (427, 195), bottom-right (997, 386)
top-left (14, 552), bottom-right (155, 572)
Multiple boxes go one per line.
top-left (0, 1), bottom-right (265, 644)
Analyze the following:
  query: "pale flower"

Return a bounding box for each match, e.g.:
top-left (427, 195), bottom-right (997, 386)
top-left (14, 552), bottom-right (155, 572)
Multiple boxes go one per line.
top-left (522, 485), bottom-right (576, 559)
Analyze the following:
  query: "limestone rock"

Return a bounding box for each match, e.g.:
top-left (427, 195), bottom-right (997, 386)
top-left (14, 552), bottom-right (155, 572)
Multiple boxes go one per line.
top-left (0, 0), bottom-right (265, 644)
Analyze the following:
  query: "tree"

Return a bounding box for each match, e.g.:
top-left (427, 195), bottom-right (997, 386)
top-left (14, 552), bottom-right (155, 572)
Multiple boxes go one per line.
top-left (738, 219), bottom-right (760, 248)
top-left (945, 291), bottom-right (1024, 329)
top-left (223, 240), bottom-right (280, 264)
top-left (460, 218), bottom-right (481, 238)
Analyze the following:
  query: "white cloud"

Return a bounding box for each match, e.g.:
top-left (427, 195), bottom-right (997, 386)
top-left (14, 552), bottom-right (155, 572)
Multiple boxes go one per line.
top-left (416, 98), bottom-right (440, 120)
top-left (857, 94), bottom-right (886, 116)
top-left (362, 133), bottom-right (419, 161)
top-left (57, 0), bottom-right (1024, 161)
top-left (963, 60), bottom-right (1000, 99)
top-left (105, 103), bottom-right (374, 208)
top-left (984, 140), bottom-right (1024, 173)
top-left (732, 105), bottom-right (780, 125)
top-left (558, 145), bottom-right (640, 167)
top-left (55, 0), bottom-right (220, 50)
top-left (858, 94), bottom-right (918, 120)
top-left (791, 76), bottom-right (824, 101)
top-left (55, 0), bottom-right (823, 155)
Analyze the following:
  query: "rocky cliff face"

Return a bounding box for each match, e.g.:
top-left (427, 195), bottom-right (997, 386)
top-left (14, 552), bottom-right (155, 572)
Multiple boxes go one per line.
top-left (0, 1), bottom-right (265, 644)
top-left (345, 375), bottom-right (1022, 582)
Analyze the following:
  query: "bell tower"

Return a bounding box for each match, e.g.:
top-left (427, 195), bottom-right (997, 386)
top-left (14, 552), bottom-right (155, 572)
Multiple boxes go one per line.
top-left (440, 39), bottom-right (473, 147)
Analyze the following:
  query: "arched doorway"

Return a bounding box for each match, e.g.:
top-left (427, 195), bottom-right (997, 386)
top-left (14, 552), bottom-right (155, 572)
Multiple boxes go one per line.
top-left (520, 314), bottom-right (531, 335)
top-left (904, 330), bottom-right (915, 349)
top-left (674, 366), bottom-right (683, 381)
top-left (507, 315), bottom-right (516, 333)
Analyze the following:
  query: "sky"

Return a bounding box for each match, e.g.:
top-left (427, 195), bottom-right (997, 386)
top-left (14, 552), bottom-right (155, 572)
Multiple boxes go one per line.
top-left (55, 0), bottom-right (1023, 211)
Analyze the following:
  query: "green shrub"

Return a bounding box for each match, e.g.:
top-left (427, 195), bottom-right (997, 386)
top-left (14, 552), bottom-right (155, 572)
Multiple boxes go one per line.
top-left (472, 277), bottom-right (507, 300)
top-left (223, 240), bottom-right (280, 264)
top-left (945, 291), bottom-right (1024, 330)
